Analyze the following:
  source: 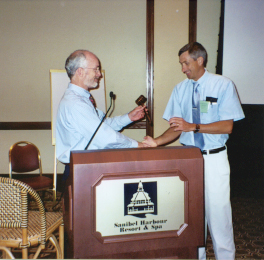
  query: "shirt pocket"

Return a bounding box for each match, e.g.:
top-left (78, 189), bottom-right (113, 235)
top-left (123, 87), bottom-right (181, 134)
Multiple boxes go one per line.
top-left (201, 103), bottom-right (219, 123)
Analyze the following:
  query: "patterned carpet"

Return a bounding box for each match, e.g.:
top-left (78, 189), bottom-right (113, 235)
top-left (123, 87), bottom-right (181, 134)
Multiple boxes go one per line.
top-left (45, 194), bottom-right (264, 259)
top-left (1, 192), bottom-right (264, 259)
top-left (206, 197), bottom-right (264, 259)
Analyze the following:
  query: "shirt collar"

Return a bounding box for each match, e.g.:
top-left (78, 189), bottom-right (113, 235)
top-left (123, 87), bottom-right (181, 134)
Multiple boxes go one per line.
top-left (68, 83), bottom-right (91, 98)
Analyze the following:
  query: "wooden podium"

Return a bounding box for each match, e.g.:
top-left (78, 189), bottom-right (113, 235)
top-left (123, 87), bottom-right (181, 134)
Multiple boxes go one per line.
top-left (63, 146), bottom-right (204, 259)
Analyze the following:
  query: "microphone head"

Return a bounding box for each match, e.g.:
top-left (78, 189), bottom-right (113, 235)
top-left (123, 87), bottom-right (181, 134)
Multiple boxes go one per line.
top-left (109, 91), bottom-right (116, 100)
top-left (135, 95), bottom-right (147, 106)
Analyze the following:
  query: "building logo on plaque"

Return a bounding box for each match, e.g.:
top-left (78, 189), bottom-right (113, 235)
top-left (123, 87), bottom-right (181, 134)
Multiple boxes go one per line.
top-left (95, 176), bottom-right (187, 237)
top-left (125, 181), bottom-right (157, 218)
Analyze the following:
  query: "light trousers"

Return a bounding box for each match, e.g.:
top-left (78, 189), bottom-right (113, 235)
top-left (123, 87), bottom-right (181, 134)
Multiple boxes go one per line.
top-left (199, 148), bottom-right (235, 260)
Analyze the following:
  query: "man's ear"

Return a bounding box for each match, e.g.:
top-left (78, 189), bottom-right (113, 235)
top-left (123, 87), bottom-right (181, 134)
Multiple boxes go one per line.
top-left (197, 56), bottom-right (204, 66)
top-left (76, 67), bottom-right (84, 77)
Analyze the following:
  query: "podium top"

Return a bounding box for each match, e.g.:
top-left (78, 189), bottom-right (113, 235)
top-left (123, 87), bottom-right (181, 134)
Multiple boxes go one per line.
top-left (70, 146), bottom-right (202, 165)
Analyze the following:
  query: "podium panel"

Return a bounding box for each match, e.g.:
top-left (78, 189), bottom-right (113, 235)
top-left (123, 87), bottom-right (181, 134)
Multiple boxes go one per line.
top-left (63, 146), bottom-right (204, 259)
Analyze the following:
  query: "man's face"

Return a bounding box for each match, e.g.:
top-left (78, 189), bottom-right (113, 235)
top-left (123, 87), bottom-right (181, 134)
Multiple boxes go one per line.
top-left (179, 51), bottom-right (204, 81)
top-left (83, 55), bottom-right (101, 89)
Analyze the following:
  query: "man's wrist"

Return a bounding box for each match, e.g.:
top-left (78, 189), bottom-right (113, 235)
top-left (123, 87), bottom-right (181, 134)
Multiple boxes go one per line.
top-left (194, 124), bottom-right (200, 133)
top-left (154, 139), bottom-right (159, 147)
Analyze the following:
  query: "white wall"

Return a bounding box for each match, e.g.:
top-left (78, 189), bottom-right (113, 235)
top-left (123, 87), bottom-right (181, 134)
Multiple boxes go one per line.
top-left (154, 0), bottom-right (189, 142)
top-left (223, 0), bottom-right (264, 104)
top-left (197, 0), bottom-right (221, 74)
top-left (0, 0), bottom-right (146, 174)
top-left (0, 0), bottom-right (225, 174)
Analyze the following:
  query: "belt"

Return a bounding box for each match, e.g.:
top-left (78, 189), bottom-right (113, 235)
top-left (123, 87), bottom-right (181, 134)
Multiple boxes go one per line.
top-left (201, 146), bottom-right (226, 155)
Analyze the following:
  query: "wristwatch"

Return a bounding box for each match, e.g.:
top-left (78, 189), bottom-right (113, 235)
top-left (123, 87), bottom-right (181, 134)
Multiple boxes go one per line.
top-left (194, 124), bottom-right (200, 133)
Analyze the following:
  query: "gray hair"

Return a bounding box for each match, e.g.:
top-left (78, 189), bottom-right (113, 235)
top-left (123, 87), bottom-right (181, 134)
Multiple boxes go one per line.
top-left (65, 50), bottom-right (88, 79)
top-left (178, 42), bottom-right (208, 67)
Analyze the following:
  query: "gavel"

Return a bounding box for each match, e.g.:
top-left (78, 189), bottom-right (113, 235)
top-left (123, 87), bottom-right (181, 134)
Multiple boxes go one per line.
top-left (135, 95), bottom-right (152, 125)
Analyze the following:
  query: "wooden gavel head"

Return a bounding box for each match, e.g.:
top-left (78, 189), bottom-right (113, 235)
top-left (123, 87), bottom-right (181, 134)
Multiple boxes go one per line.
top-left (135, 95), bottom-right (147, 106)
top-left (135, 95), bottom-right (152, 125)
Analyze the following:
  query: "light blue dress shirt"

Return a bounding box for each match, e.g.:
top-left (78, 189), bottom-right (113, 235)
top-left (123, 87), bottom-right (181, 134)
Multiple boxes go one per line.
top-left (163, 70), bottom-right (245, 150)
top-left (56, 83), bottom-right (138, 163)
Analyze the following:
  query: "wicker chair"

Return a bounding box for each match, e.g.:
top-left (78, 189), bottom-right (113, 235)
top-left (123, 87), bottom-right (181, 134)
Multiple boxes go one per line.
top-left (9, 141), bottom-right (57, 203)
top-left (0, 177), bottom-right (64, 259)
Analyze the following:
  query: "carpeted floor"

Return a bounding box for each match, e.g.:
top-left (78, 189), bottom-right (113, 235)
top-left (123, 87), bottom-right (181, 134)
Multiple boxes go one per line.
top-left (206, 197), bottom-right (264, 259)
top-left (48, 194), bottom-right (264, 259)
top-left (1, 192), bottom-right (264, 259)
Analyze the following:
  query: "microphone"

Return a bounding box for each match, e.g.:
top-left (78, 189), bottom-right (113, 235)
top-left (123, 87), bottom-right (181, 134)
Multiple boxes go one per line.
top-left (135, 95), bottom-right (152, 125)
top-left (110, 91), bottom-right (116, 99)
top-left (85, 91), bottom-right (115, 150)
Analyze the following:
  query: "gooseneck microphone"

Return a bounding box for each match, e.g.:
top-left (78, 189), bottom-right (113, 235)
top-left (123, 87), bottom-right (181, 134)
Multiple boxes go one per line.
top-left (85, 91), bottom-right (115, 150)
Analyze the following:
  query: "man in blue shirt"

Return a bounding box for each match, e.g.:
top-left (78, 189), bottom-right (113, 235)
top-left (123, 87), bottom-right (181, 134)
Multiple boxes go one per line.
top-left (56, 49), bottom-right (146, 180)
top-left (143, 42), bottom-right (244, 260)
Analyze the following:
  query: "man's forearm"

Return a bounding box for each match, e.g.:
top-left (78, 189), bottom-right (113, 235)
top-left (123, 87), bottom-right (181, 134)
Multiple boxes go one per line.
top-left (155, 127), bottom-right (181, 146)
top-left (169, 118), bottom-right (234, 135)
top-left (197, 120), bottom-right (234, 134)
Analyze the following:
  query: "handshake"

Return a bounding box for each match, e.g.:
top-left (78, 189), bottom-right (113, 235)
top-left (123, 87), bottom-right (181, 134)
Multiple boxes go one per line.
top-left (139, 136), bottom-right (157, 148)
top-left (138, 117), bottom-right (186, 148)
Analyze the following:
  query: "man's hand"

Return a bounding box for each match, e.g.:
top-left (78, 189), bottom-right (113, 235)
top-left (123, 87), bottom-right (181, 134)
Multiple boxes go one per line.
top-left (137, 142), bottom-right (145, 148)
top-left (142, 136), bottom-right (158, 147)
top-left (169, 117), bottom-right (194, 132)
top-left (128, 106), bottom-right (146, 121)
top-left (138, 141), bottom-right (152, 148)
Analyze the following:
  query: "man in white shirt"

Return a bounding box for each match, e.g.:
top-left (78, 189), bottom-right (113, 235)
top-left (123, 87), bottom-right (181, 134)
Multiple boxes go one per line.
top-left (143, 42), bottom-right (244, 260)
top-left (56, 49), bottom-right (146, 180)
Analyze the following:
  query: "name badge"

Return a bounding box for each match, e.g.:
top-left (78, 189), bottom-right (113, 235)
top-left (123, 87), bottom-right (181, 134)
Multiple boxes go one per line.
top-left (200, 101), bottom-right (210, 113)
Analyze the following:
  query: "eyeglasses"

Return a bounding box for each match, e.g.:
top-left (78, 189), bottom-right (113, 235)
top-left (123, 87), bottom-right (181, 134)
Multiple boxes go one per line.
top-left (82, 67), bottom-right (101, 73)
